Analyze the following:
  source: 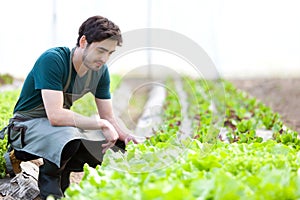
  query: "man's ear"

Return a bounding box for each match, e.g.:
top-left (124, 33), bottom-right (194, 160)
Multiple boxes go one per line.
top-left (79, 35), bottom-right (87, 48)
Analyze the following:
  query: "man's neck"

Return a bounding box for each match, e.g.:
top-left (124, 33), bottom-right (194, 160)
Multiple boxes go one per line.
top-left (72, 48), bottom-right (88, 77)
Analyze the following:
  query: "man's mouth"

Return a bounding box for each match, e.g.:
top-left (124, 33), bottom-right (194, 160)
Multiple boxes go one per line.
top-left (96, 62), bottom-right (103, 67)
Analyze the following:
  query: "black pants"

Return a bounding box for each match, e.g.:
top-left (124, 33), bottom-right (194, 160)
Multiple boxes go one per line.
top-left (15, 139), bottom-right (126, 200)
top-left (15, 139), bottom-right (83, 199)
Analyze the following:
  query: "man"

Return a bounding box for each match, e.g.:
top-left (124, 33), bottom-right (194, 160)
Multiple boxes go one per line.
top-left (1, 15), bottom-right (137, 199)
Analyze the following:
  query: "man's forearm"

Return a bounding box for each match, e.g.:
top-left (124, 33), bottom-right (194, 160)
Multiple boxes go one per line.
top-left (48, 108), bottom-right (105, 130)
top-left (95, 98), bottom-right (130, 141)
top-left (103, 116), bottom-right (129, 140)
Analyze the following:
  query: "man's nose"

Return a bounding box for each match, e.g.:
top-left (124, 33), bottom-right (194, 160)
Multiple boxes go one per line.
top-left (100, 53), bottom-right (109, 63)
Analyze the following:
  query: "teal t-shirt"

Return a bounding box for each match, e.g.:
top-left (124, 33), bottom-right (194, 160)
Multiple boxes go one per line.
top-left (14, 47), bottom-right (111, 113)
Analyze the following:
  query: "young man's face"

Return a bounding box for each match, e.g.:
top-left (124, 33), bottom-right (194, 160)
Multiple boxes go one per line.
top-left (82, 38), bottom-right (117, 71)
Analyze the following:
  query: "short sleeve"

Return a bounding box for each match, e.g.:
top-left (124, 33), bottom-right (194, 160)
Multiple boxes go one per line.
top-left (94, 66), bottom-right (111, 99)
top-left (33, 52), bottom-right (64, 91)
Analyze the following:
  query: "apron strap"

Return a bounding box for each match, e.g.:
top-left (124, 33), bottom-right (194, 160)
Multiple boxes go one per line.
top-left (63, 48), bottom-right (75, 92)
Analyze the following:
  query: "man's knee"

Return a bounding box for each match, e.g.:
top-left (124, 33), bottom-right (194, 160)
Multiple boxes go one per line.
top-left (61, 139), bottom-right (81, 164)
top-left (14, 150), bottom-right (40, 161)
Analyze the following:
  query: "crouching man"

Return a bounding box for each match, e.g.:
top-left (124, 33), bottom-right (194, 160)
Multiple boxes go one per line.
top-left (0, 15), bottom-right (137, 199)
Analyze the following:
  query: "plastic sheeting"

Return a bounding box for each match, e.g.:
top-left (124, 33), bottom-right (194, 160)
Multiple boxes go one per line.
top-left (0, 161), bottom-right (40, 200)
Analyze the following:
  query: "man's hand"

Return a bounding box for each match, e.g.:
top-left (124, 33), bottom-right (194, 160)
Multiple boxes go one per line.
top-left (95, 99), bottom-right (140, 149)
top-left (123, 134), bottom-right (139, 145)
top-left (100, 119), bottom-right (119, 153)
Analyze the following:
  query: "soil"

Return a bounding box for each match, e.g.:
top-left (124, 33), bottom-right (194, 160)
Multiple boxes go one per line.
top-left (228, 78), bottom-right (300, 134)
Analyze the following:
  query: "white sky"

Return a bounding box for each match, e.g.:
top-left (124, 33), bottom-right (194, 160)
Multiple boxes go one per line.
top-left (0, 0), bottom-right (299, 79)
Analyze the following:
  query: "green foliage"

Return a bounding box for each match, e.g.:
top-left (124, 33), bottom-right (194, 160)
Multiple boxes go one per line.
top-left (71, 74), bottom-right (122, 116)
top-left (110, 74), bottom-right (122, 93)
top-left (0, 90), bottom-right (20, 178)
top-left (65, 141), bottom-right (300, 200)
top-left (64, 77), bottom-right (300, 199)
top-left (0, 135), bottom-right (8, 178)
top-left (71, 93), bottom-right (97, 116)
top-left (0, 73), bottom-right (14, 86)
top-left (2, 76), bottom-right (300, 199)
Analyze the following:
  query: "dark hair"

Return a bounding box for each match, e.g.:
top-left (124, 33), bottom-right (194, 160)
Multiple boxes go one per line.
top-left (76, 15), bottom-right (122, 47)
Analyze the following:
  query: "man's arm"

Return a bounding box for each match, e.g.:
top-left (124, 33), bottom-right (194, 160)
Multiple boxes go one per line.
top-left (95, 98), bottom-right (138, 144)
top-left (42, 89), bottom-right (119, 148)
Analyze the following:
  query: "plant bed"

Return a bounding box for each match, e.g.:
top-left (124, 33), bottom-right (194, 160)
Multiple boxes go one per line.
top-left (230, 78), bottom-right (300, 134)
top-left (1, 77), bottom-right (300, 199)
top-left (63, 78), bottom-right (300, 200)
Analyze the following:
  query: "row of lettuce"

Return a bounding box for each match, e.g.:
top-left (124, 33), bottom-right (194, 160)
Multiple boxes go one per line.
top-left (63, 78), bottom-right (300, 200)
top-left (0, 77), bottom-right (299, 199)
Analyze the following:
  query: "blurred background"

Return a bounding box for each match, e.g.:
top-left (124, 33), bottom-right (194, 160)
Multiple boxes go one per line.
top-left (0, 0), bottom-right (299, 79)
